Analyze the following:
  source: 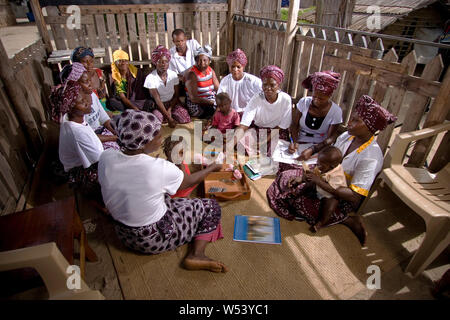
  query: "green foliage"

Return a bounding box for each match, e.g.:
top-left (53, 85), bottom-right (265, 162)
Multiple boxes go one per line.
top-left (280, 6), bottom-right (315, 23)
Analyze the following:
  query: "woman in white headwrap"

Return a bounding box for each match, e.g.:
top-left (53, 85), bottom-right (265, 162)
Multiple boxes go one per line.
top-left (184, 45), bottom-right (220, 118)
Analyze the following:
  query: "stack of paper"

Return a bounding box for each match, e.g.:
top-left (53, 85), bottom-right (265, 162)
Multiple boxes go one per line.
top-left (271, 140), bottom-right (317, 166)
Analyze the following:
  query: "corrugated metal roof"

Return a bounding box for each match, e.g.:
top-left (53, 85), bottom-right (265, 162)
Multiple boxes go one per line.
top-left (299, 0), bottom-right (439, 32)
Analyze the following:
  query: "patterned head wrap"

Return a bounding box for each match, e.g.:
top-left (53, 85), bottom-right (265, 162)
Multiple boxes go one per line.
top-left (355, 95), bottom-right (397, 133)
top-left (260, 65), bottom-right (284, 84)
top-left (111, 49), bottom-right (137, 83)
top-left (59, 62), bottom-right (86, 84)
top-left (195, 45), bottom-right (213, 59)
top-left (112, 110), bottom-right (162, 151)
top-left (302, 70), bottom-right (341, 97)
top-left (49, 80), bottom-right (82, 123)
top-left (151, 45), bottom-right (171, 65)
top-left (226, 48), bottom-right (247, 67)
top-left (71, 47), bottom-right (94, 62)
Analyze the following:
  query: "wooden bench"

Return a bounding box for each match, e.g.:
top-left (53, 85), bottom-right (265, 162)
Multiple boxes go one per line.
top-left (47, 47), bottom-right (106, 64)
top-left (375, 122), bottom-right (450, 277)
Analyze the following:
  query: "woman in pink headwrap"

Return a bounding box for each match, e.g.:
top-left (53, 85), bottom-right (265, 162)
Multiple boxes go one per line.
top-left (267, 95), bottom-right (397, 246)
top-left (143, 45), bottom-right (191, 128)
top-left (217, 49), bottom-right (262, 118)
top-left (289, 71), bottom-right (343, 159)
top-left (51, 80), bottom-right (104, 198)
top-left (237, 65), bottom-right (292, 155)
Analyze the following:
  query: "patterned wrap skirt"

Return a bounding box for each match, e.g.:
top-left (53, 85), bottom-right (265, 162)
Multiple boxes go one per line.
top-left (67, 162), bottom-right (101, 198)
top-left (95, 126), bottom-right (120, 150)
top-left (266, 164), bottom-right (357, 227)
top-left (149, 101), bottom-right (191, 124)
top-left (185, 95), bottom-right (216, 118)
top-left (114, 195), bottom-right (222, 254)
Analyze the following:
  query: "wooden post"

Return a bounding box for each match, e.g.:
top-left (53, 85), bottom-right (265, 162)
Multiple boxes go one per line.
top-left (280, 0), bottom-right (300, 91)
top-left (407, 67), bottom-right (450, 167)
top-left (29, 0), bottom-right (53, 54)
top-left (0, 39), bottom-right (42, 157)
top-left (227, 0), bottom-right (235, 53)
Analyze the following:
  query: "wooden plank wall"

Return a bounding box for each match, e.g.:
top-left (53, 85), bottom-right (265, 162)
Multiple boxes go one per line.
top-left (233, 15), bottom-right (448, 164)
top-left (0, 39), bottom-right (53, 215)
top-left (43, 4), bottom-right (230, 63)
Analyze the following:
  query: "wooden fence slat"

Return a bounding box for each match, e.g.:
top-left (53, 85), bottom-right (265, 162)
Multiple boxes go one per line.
top-left (288, 39), bottom-right (302, 97)
top-left (60, 4), bottom-right (228, 15)
top-left (106, 14), bottom-right (119, 51)
top-left (166, 12), bottom-right (175, 48)
top-left (126, 13), bottom-right (139, 61)
top-left (308, 42), bottom-right (325, 78)
top-left (400, 54), bottom-right (444, 134)
top-left (371, 49), bottom-right (399, 104)
top-left (95, 14), bottom-right (110, 63)
top-left (0, 152), bottom-right (20, 199)
top-left (86, 20), bottom-right (99, 49)
top-left (219, 11), bottom-right (227, 56)
top-left (137, 13), bottom-right (149, 61)
top-left (63, 24), bottom-right (77, 49)
top-left (268, 29), bottom-right (277, 66)
top-left (275, 31), bottom-right (285, 68)
top-left (201, 12), bottom-right (210, 46)
top-left (297, 37), bottom-right (313, 98)
top-left (210, 11), bottom-right (218, 55)
top-left (193, 12), bottom-right (202, 45)
top-left (147, 13), bottom-right (158, 52)
top-left (184, 12), bottom-right (193, 38)
top-left (117, 14), bottom-right (129, 51)
top-left (174, 12), bottom-right (183, 30)
top-left (156, 13), bottom-right (166, 47)
top-left (46, 6), bottom-right (67, 50)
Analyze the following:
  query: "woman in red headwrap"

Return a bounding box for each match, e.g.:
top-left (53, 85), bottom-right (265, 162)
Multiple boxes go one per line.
top-left (218, 49), bottom-right (262, 118)
top-left (237, 65), bottom-right (292, 156)
top-left (267, 95), bottom-right (397, 246)
top-left (143, 45), bottom-right (191, 128)
top-left (289, 71), bottom-right (343, 159)
top-left (51, 80), bottom-right (104, 198)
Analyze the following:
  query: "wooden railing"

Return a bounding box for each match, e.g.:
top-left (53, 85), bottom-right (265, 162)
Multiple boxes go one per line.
top-left (42, 4), bottom-right (229, 64)
top-left (233, 14), bottom-right (449, 168)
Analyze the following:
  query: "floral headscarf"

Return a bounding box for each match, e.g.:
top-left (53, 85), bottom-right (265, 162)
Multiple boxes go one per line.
top-left (49, 80), bottom-right (82, 123)
top-left (260, 65), bottom-right (284, 84)
top-left (355, 95), bottom-right (398, 133)
top-left (151, 45), bottom-right (171, 65)
top-left (302, 70), bottom-right (341, 97)
top-left (71, 47), bottom-right (94, 62)
top-left (226, 49), bottom-right (247, 67)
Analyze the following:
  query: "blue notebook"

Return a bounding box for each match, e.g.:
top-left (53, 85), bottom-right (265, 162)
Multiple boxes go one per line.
top-left (233, 215), bottom-right (281, 245)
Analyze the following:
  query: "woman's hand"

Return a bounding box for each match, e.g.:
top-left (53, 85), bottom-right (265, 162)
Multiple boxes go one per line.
top-left (168, 116), bottom-right (177, 128)
top-left (288, 142), bottom-right (297, 154)
top-left (288, 177), bottom-right (303, 188)
top-left (298, 147), bottom-right (313, 160)
top-left (208, 163), bottom-right (223, 172)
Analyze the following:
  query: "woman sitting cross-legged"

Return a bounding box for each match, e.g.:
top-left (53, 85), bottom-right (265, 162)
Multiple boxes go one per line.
top-left (51, 80), bottom-right (104, 198)
top-left (107, 49), bottom-right (154, 112)
top-left (267, 95), bottom-right (397, 246)
top-left (143, 45), bottom-right (191, 128)
top-left (185, 45), bottom-right (219, 119)
top-left (98, 110), bottom-right (228, 273)
top-left (289, 71), bottom-right (343, 158)
top-left (237, 65), bottom-right (292, 156)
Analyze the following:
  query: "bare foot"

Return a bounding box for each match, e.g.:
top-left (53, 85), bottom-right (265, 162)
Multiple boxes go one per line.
top-left (310, 221), bottom-right (323, 233)
top-left (183, 255), bottom-right (229, 273)
top-left (342, 215), bottom-right (367, 246)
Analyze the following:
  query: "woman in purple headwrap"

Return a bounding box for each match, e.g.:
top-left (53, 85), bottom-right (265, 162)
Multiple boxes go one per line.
top-left (289, 70), bottom-right (343, 159)
top-left (56, 62), bottom-right (119, 151)
top-left (143, 45), bottom-right (191, 128)
top-left (52, 80), bottom-right (104, 197)
top-left (217, 49), bottom-right (262, 118)
top-left (98, 110), bottom-right (228, 273)
top-left (237, 65), bottom-right (292, 156)
top-left (267, 95), bottom-right (397, 246)
top-left (71, 46), bottom-right (109, 111)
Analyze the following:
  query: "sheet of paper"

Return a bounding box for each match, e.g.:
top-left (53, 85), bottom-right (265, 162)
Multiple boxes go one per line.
top-left (271, 140), bottom-right (317, 165)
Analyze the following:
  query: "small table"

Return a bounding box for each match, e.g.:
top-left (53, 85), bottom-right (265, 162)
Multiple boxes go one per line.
top-left (0, 197), bottom-right (97, 295)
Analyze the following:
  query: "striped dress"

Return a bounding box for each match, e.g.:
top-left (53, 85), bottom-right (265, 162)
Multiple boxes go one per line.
top-left (186, 65), bottom-right (216, 118)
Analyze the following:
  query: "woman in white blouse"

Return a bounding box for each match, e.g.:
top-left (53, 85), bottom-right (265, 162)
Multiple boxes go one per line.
top-left (217, 49), bottom-right (262, 117)
top-left (98, 110), bottom-right (228, 273)
top-left (144, 45), bottom-right (191, 128)
top-left (237, 65), bottom-right (292, 155)
top-left (289, 71), bottom-right (342, 159)
top-left (267, 95), bottom-right (397, 246)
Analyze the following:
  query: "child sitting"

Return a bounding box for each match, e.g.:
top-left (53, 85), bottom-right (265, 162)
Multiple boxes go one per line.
top-left (289, 146), bottom-right (347, 232)
top-left (163, 135), bottom-right (198, 198)
top-left (210, 92), bottom-right (240, 134)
